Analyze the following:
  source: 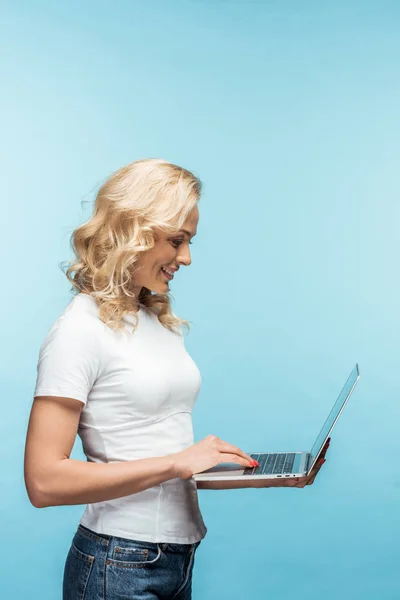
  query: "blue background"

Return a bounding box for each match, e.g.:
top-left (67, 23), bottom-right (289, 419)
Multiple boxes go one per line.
top-left (1, 1), bottom-right (399, 598)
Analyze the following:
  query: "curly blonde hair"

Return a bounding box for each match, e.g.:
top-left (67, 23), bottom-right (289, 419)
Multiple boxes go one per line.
top-left (62, 158), bottom-right (202, 334)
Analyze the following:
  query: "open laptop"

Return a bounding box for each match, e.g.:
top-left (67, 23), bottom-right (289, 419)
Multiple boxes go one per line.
top-left (194, 364), bottom-right (360, 482)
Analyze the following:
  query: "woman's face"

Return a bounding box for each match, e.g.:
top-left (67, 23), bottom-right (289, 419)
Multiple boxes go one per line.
top-left (132, 205), bottom-right (199, 299)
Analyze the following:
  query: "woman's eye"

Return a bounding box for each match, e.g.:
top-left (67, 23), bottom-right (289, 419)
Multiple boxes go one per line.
top-left (171, 239), bottom-right (193, 248)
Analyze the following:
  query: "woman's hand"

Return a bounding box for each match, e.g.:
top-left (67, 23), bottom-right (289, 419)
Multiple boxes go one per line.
top-left (172, 435), bottom-right (256, 479)
top-left (289, 437), bottom-right (330, 488)
top-left (196, 438), bottom-right (331, 490)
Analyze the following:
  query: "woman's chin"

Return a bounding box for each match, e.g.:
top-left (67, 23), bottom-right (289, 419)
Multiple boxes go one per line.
top-left (146, 281), bottom-right (170, 294)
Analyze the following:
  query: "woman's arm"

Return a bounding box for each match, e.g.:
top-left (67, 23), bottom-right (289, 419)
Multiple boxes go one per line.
top-left (24, 397), bottom-right (256, 508)
top-left (24, 396), bottom-right (179, 508)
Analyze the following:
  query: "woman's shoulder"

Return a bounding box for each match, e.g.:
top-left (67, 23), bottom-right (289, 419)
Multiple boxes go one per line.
top-left (41, 293), bottom-right (105, 348)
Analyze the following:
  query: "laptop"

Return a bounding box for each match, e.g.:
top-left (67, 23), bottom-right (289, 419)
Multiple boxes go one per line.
top-left (194, 364), bottom-right (360, 482)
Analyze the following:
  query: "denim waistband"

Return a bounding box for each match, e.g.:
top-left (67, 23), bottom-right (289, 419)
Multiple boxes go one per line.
top-left (77, 524), bottom-right (200, 553)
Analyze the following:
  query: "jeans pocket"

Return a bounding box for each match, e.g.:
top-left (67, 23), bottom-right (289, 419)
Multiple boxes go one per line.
top-left (105, 542), bottom-right (166, 599)
top-left (63, 541), bottom-right (95, 600)
top-left (107, 542), bottom-right (163, 569)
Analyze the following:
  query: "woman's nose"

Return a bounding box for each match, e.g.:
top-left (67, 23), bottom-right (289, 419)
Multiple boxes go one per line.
top-left (177, 248), bottom-right (191, 267)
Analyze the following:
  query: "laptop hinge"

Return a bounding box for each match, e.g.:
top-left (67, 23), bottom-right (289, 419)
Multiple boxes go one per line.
top-left (305, 453), bottom-right (313, 472)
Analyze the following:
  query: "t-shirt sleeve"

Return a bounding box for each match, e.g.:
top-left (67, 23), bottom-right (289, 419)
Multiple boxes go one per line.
top-left (34, 316), bottom-right (101, 405)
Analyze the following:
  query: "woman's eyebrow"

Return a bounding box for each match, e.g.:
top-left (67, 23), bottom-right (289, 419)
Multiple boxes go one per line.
top-left (178, 229), bottom-right (196, 238)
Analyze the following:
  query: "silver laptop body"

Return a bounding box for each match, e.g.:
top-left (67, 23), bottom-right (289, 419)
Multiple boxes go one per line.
top-left (194, 364), bottom-right (360, 482)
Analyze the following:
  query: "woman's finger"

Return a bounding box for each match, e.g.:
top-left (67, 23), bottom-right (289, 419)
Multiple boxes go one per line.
top-left (310, 457), bottom-right (326, 474)
top-left (295, 477), bottom-right (308, 488)
top-left (217, 440), bottom-right (254, 463)
top-left (319, 447), bottom-right (329, 461)
top-left (306, 472), bottom-right (318, 485)
top-left (319, 439), bottom-right (331, 459)
top-left (306, 473), bottom-right (318, 486)
top-left (219, 453), bottom-right (254, 467)
top-left (306, 459), bottom-right (326, 485)
top-left (283, 479), bottom-right (299, 487)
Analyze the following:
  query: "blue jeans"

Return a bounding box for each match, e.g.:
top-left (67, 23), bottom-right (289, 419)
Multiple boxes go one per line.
top-left (63, 525), bottom-right (201, 600)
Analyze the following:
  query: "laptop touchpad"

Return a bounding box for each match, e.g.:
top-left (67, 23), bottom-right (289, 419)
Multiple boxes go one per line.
top-left (198, 463), bottom-right (245, 476)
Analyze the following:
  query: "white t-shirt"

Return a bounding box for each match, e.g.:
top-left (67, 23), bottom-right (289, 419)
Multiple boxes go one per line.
top-left (34, 293), bottom-right (207, 544)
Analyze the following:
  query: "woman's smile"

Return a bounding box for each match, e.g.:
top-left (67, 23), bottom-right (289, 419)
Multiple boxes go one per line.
top-left (161, 266), bottom-right (175, 280)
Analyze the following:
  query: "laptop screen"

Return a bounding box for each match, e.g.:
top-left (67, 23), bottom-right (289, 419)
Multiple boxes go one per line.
top-left (308, 364), bottom-right (360, 471)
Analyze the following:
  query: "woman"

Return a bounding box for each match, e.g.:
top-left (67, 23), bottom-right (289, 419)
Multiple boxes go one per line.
top-left (24, 158), bottom-right (327, 600)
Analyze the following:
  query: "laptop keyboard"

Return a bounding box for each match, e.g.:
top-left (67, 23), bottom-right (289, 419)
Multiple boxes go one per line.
top-left (243, 453), bottom-right (296, 475)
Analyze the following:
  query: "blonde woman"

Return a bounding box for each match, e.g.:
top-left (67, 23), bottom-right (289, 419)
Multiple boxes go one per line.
top-left (24, 158), bottom-right (327, 600)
